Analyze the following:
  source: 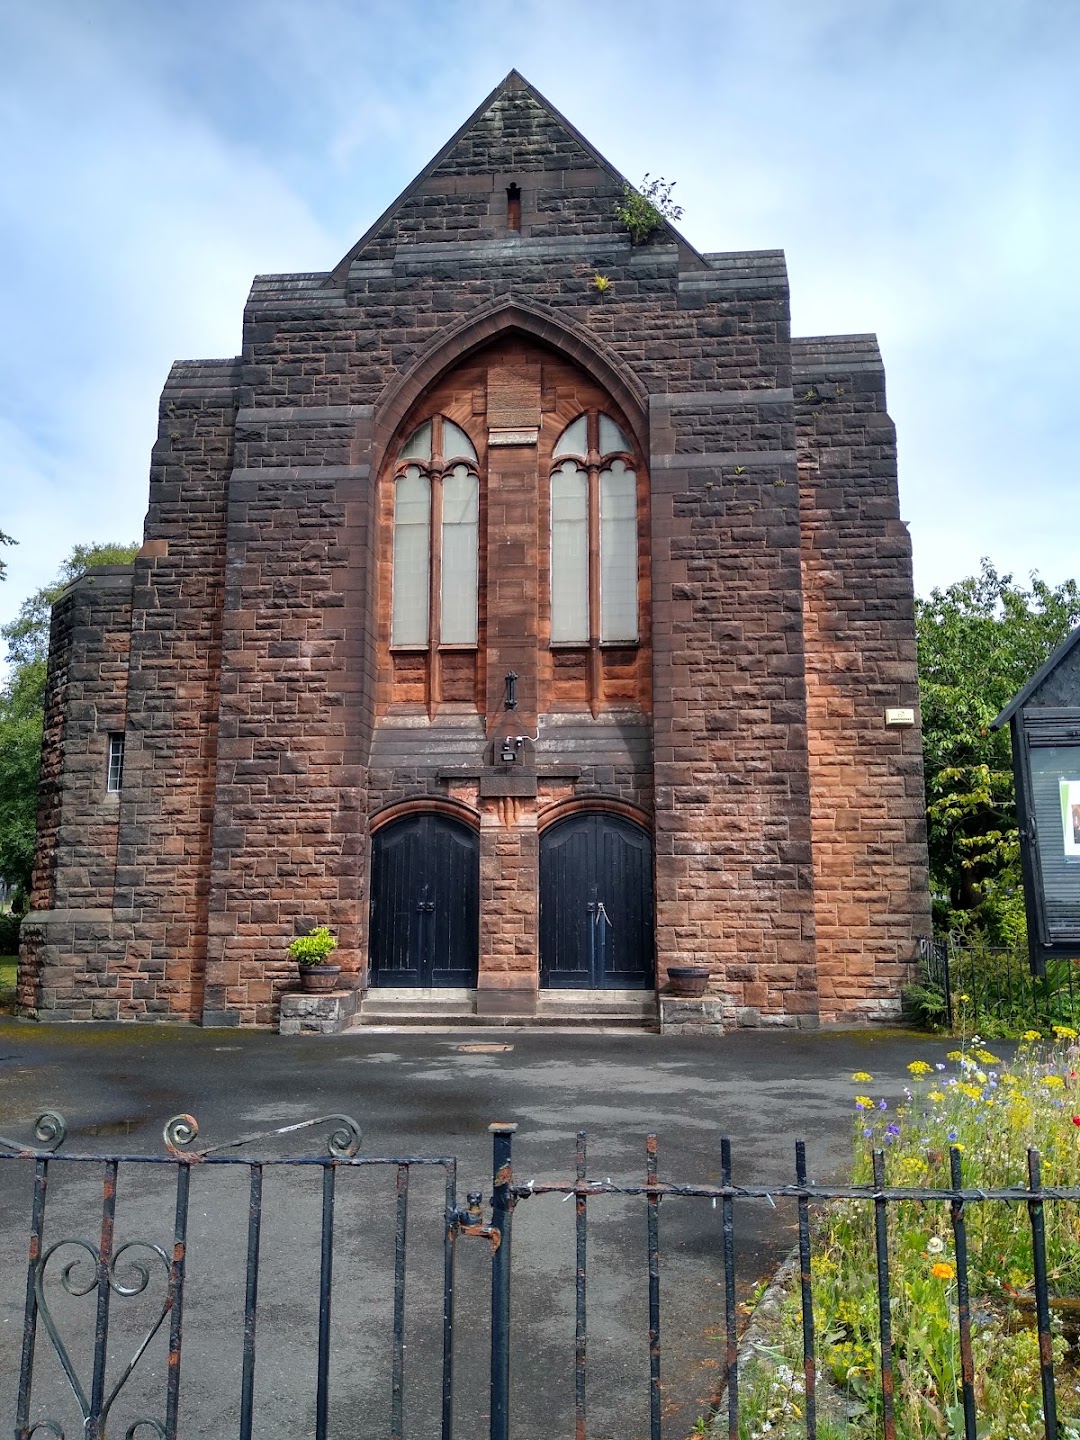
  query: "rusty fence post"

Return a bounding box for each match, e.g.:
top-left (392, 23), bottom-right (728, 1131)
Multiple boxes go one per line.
top-left (489, 1122), bottom-right (517, 1440)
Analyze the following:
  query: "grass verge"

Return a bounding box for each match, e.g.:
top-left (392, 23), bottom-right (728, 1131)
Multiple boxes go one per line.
top-left (0, 956), bottom-right (17, 1014)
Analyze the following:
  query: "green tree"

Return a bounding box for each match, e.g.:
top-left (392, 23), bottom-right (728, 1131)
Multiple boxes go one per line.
top-left (916, 560), bottom-right (1080, 940)
top-left (0, 530), bottom-right (14, 583)
top-left (0, 540), bottom-right (139, 906)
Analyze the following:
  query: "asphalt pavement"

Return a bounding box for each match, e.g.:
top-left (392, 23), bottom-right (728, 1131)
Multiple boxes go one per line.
top-left (0, 1019), bottom-right (956, 1439)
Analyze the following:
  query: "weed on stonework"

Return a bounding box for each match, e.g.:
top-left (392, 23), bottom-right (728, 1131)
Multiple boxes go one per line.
top-left (716, 1034), bottom-right (1080, 1439)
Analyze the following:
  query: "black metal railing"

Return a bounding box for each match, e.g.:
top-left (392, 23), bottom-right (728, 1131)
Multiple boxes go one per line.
top-left (2, 1114), bottom-right (1075, 1439)
top-left (1, 1113), bottom-right (461, 1440)
top-left (917, 934), bottom-right (1080, 1032)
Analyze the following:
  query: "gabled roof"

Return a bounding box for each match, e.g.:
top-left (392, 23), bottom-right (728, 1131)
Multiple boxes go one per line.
top-left (992, 622), bottom-right (1080, 728)
top-left (328, 70), bottom-right (705, 283)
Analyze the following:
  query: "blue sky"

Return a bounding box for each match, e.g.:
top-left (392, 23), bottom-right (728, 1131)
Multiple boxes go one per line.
top-left (2, 0), bottom-right (1078, 639)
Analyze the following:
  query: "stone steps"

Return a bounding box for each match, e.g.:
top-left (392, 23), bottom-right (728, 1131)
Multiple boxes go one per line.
top-left (351, 988), bottom-right (659, 1031)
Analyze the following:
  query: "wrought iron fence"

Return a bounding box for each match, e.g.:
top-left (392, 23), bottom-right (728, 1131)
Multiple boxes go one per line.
top-left (918, 934), bottom-right (1080, 1032)
top-left (1, 1113), bottom-right (1075, 1440)
top-left (0, 1113), bottom-right (461, 1440)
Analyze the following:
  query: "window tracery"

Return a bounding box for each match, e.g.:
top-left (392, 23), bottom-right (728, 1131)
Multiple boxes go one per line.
top-left (549, 411), bottom-right (638, 645)
top-left (391, 415), bottom-right (480, 649)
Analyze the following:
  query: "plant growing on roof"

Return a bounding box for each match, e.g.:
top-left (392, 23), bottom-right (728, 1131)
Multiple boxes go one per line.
top-left (615, 173), bottom-right (684, 246)
top-left (287, 925), bottom-right (339, 967)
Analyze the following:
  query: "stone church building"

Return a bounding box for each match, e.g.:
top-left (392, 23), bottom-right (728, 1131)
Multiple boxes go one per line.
top-left (19, 73), bottom-right (930, 1030)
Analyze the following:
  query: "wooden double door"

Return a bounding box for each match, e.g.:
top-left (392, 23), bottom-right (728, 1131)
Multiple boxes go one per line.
top-left (539, 812), bottom-right (655, 990)
top-left (368, 809), bottom-right (654, 991)
top-left (368, 814), bottom-right (479, 987)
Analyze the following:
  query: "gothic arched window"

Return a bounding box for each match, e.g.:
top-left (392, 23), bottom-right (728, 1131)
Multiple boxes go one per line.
top-left (550, 411), bottom-right (638, 645)
top-left (391, 415), bottom-right (480, 648)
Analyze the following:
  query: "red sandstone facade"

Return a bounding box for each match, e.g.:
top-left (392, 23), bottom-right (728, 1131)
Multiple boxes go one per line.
top-left (19, 74), bottom-right (930, 1028)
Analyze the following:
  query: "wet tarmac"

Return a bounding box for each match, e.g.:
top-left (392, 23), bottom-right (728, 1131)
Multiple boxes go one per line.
top-left (0, 1020), bottom-right (954, 1439)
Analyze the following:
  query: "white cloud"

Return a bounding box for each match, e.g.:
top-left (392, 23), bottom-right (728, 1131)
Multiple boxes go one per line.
top-left (1, 0), bottom-right (1077, 651)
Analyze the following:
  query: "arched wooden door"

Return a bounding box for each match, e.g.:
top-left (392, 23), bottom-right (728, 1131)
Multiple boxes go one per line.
top-left (539, 812), bottom-right (654, 989)
top-left (369, 813), bottom-right (480, 987)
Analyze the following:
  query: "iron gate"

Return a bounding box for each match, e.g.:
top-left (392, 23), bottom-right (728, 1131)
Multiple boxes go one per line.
top-left (1, 1113), bottom-right (1075, 1440)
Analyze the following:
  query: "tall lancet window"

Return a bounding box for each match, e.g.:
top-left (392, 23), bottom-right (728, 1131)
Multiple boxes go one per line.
top-left (550, 411), bottom-right (638, 645)
top-left (391, 416), bottom-right (480, 648)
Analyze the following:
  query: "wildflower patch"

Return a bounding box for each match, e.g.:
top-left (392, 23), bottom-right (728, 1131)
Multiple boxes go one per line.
top-left (714, 1034), bottom-right (1080, 1439)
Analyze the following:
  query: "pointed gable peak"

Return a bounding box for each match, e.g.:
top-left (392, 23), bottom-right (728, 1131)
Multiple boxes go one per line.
top-left (426, 70), bottom-right (601, 179)
top-left (330, 72), bottom-right (703, 279)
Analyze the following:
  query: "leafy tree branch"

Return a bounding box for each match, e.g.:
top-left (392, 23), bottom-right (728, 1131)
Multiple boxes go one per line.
top-left (916, 559), bottom-right (1080, 940)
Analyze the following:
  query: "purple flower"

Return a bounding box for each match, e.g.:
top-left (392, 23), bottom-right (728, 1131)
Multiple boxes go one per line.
top-left (863, 1128), bottom-right (873, 1138)
top-left (886, 1123), bottom-right (901, 1137)
top-left (948, 1131), bottom-right (958, 1142)
top-left (878, 1099), bottom-right (888, 1111)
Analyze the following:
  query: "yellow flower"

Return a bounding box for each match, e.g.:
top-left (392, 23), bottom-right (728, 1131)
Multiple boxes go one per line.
top-left (907, 1060), bottom-right (932, 1076)
top-left (973, 1049), bottom-right (1001, 1065)
top-left (1021, 1030), bottom-right (1042, 1043)
top-left (851, 1071), bottom-right (874, 1083)
top-left (931, 1262), bottom-right (956, 1280)
top-left (927, 1090), bottom-right (945, 1103)
top-left (956, 994), bottom-right (970, 1003)
top-left (1053, 1025), bottom-right (1078, 1040)
top-left (1001, 1074), bottom-right (1020, 1086)
top-left (946, 1050), bottom-right (965, 1061)
top-left (854, 1095), bottom-right (873, 1109)
top-left (959, 1083), bottom-right (983, 1101)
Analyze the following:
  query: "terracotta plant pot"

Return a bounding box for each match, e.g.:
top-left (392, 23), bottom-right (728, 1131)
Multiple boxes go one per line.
top-left (666, 965), bottom-right (710, 999)
top-left (299, 964), bottom-right (342, 994)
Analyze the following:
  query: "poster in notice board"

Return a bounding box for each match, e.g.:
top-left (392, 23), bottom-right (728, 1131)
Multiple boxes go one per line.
top-left (1062, 779), bottom-right (1080, 860)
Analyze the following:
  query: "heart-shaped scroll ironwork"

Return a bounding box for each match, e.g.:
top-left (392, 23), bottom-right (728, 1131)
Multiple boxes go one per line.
top-left (31, 1237), bottom-right (171, 1437)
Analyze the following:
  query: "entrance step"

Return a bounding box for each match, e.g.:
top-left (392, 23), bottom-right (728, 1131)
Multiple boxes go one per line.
top-left (535, 990), bottom-right (658, 1029)
top-left (350, 988), bottom-right (658, 1030)
top-left (356, 988), bottom-right (480, 1026)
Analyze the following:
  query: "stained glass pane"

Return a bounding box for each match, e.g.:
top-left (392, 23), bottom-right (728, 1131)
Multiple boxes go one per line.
top-left (442, 420), bottom-right (478, 463)
top-left (600, 461), bottom-right (638, 642)
top-left (392, 466), bottom-right (430, 646)
top-left (550, 461), bottom-right (589, 643)
top-left (441, 465), bottom-right (479, 644)
top-left (553, 414), bottom-right (588, 459)
top-left (399, 421), bottom-right (432, 462)
top-left (598, 413), bottom-right (632, 456)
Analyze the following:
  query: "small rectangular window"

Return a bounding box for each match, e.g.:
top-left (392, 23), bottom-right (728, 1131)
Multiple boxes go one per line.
top-left (106, 733), bottom-right (125, 793)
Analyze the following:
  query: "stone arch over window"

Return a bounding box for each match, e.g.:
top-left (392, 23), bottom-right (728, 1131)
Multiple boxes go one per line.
top-left (373, 299), bottom-right (648, 459)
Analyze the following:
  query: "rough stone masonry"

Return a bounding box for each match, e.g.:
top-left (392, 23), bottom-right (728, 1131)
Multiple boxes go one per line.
top-left (19, 72), bottom-right (931, 1028)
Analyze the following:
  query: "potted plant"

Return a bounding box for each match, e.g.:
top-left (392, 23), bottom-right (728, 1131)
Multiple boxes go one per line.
top-left (666, 964), bottom-right (710, 999)
top-left (288, 925), bottom-right (341, 994)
